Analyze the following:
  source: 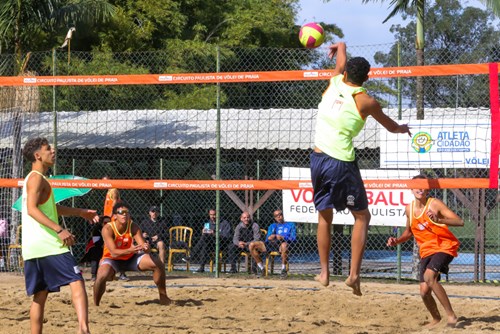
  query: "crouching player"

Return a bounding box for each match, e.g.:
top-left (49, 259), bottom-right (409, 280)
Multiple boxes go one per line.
top-left (387, 175), bottom-right (464, 328)
top-left (93, 202), bottom-right (170, 306)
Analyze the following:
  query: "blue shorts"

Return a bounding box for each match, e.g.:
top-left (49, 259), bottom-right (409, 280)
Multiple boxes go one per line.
top-left (310, 151), bottom-right (368, 212)
top-left (24, 252), bottom-right (83, 296)
top-left (100, 253), bottom-right (145, 273)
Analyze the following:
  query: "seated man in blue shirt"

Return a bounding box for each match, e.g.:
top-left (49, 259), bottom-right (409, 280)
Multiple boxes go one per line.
top-left (266, 210), bottom-right (296, 279)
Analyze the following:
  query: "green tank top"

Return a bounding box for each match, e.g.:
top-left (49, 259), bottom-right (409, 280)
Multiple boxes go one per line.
top-left (314, 74), bottom-right (366, 161)
top-left (22, 171), bottom-right (69, 260)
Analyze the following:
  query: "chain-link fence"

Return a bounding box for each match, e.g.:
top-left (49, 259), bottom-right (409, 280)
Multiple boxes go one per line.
top-left (0, 43), bottom-right (498, 282)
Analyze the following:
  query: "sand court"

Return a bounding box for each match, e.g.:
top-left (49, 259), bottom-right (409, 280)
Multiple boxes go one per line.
top-left (0, 273), bottom-right (498, 334)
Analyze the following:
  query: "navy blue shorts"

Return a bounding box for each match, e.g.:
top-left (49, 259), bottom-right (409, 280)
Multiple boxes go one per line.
top-left (419, 252), bottom-right (454, 282)
top-left (24, 252), bottom-right (83, 296)
top-left (310, 151), bottom-right (368, 212)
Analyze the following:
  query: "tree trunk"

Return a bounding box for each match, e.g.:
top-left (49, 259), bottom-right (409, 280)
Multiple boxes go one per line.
top-left (415, 3), bottom-right (425, 120)
top-left (416, 49), bottom-right (425, 120)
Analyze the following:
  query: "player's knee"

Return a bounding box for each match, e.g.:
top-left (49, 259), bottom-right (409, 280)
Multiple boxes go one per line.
top-left (423, 271), bottom-right (438, 287)
top-left (419, 284), bottom-right (430, 297)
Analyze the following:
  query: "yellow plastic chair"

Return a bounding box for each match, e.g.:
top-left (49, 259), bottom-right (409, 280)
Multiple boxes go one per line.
top-left (209, 251), bottom-right (226, 273)
top-left (7, 225), bottom-right (22, 271)
top-left (167, 226), bottom-right (193, 272)
top-left (265, 251), bottom-right (289, 276)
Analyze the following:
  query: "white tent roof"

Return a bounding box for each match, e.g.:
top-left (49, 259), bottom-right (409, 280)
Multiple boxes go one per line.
top-left (0, 108), bottom-right (490, 150)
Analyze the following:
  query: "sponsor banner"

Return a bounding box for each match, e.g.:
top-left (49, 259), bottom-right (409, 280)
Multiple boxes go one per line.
top-left (282, 167), bottom-right (418, 226)
top-left (0, 63), bottom-right (495, 86)
top-left (380, 119), bottom-right (491, 169)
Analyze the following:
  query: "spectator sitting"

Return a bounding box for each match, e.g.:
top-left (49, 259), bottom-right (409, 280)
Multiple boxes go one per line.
top-left (141, 206), bottom-right (169, 264)
top-left (80, 215), bottom-right (111, 281)
top-left (191, 209), bottom-right (233, 273)
top-left (229, 211), bottom-right (266, 277)
top-left (266, 210), bottom-right (296, 279)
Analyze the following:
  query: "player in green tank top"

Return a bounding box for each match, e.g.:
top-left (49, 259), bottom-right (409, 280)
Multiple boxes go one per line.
top-left (22, 137), bottom-right (99, 334)
top-left (311, 42), bottom-right (411, 295)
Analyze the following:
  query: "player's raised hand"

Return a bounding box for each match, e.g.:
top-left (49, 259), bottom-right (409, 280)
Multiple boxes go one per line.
top-left (328, 43), bottom-right (339, 59)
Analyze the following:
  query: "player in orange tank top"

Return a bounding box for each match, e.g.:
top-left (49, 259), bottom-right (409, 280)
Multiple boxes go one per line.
top-left (93, 202), bottom-right (171, 306)
top-left (387, 175), bottom-right (464, 328)
top-left (101, 218), bottom-right (135, 261)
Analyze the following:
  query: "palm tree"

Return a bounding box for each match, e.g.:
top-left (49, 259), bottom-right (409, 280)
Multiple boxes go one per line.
top-left (360, 0), bottom-right (500, 119)
top-left (0, 0), bottom-right (116, 73)
top-left (0, 0), bottom-right (116, 239)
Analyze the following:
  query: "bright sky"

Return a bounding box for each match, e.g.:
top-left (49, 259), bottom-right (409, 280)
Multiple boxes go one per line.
top-left (297, 0), bottom-right (489, 46)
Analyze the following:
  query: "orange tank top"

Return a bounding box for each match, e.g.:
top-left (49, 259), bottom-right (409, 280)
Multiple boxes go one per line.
top-left (102, 219), bottom-right (134, 261)
top-left (410, 198), bottom-right (460, 259)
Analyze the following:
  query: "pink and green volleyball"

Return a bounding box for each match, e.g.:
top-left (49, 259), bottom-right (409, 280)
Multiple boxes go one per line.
top-left (299, 22), bottom-right (325, 48)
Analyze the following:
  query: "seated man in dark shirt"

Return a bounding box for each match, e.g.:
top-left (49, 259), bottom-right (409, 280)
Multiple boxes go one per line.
top-left (191, 209), bottom-right (232, 273)
top-left (228, 211), bottom-right (265, 276)
top-left (141, 206), bottom-right (169, 264)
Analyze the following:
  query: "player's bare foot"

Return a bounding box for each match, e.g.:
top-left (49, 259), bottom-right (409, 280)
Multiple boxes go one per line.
top-left (345, 276), bottom-right (362, 296)
top-left (314, 273), bottom-right (329, 287)
top-left (446, 315), bottom-right (458, 328)
top-left (159, 295), bottom-right (172, 305)
top-left (424, 318), bottom-right (441, 328)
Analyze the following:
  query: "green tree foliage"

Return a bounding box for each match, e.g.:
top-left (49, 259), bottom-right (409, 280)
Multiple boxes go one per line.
top-left (373, 0), bottom-right (500, 108)
top-left (0, 0), bottom-right (116, 73)
top-left (2, 0), bottom-right (345, 110)
top-left (85, 0), bottom-right (343, 109)
top-left (39, 48), bottom-right (158, 111)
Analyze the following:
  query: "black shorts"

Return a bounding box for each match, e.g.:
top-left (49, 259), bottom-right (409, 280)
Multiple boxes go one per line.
top-left (419, 252), bottom-right (454, 282)
top-left (310, 151), bottom-right (368, 212)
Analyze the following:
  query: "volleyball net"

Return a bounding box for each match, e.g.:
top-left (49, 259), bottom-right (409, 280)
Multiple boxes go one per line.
top-left (0, 45), bottom-right (498, 281)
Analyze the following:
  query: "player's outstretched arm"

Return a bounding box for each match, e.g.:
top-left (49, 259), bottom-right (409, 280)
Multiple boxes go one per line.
top-left (330, 42), bottom-right (347, 76)
top-left (57, 205), bottom-right (99, 224)
top-left (357, 95), bottom-right (411, 136)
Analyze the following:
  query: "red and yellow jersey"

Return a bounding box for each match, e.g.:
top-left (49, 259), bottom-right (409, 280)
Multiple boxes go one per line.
top-left (410, 198), bottom-right (460, 259)
top-left (102, 218), bottom-right (134, 261)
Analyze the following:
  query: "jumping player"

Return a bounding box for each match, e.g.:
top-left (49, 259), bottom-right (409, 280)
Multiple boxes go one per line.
top-left (387, 174), bottom-right (463, 327)
top-left (310, 42), bottom-right (411, 294)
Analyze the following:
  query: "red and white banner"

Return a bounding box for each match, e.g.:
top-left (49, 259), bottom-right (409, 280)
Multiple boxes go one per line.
top-left (282, 168), bottom-right (419, 226)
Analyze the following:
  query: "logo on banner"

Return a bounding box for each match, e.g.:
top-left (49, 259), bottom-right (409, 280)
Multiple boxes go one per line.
top-left (158, 75), bottom-right (173, 81)
top-left (411, 132), bottom-right (434, 153)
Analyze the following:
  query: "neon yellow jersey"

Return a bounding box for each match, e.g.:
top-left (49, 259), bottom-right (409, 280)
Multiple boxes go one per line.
top-left (21, 171), bottom-right (69, 260)
top-left (314, 74), bottom-right (366, 162)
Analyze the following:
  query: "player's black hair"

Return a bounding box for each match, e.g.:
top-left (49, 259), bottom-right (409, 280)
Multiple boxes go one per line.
top-left (346, 57), bottom-right (370, 86)
top-left (412, 174), bottom-right (428, 180)
top-left (112, 201), bottom-right (130, 214)
top-left (23, 137), bottom-right (49, 162)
